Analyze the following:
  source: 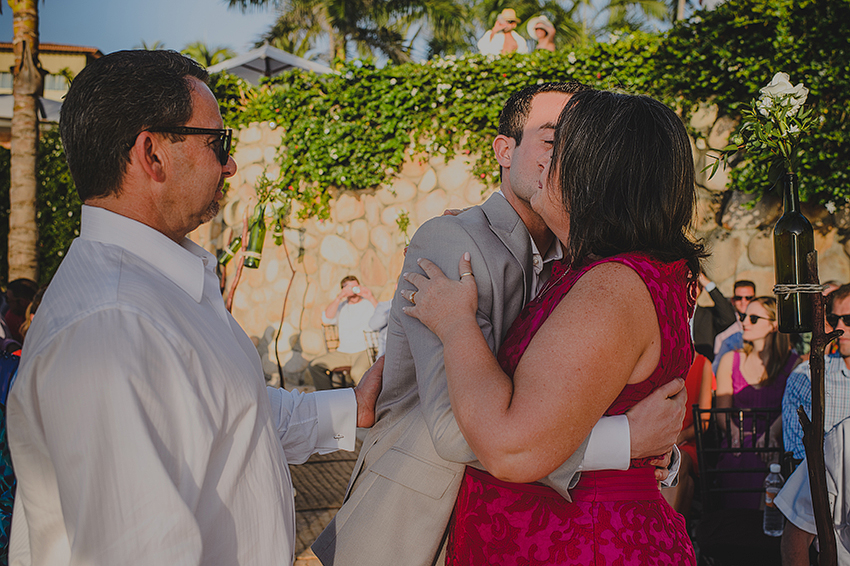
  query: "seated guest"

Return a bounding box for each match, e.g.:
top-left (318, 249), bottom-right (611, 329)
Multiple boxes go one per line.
top-left (307, 276), bottom-right (377, 389)
top-left (3, 279), bottom-right (37, 345)
top-left (775, 417), bottom-right (850, 565)
top-left (715, 297), bottom-right (798, 509)
top-left (713, 279), bottom-right (757, 372)
top-left (693, 273), bottom-right (738, 363)
top-left (662, 353), bottom-right (714, 518)
top-left (783, 284), bottom-right (850, 463)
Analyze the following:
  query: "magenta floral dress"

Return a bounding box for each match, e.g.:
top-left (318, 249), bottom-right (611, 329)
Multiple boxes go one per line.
top-left (446, 252), bottom-right (697, 566)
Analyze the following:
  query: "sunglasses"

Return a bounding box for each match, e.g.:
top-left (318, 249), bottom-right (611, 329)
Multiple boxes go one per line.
top-left (826, 314), bottom-right (850, 327)
top-left (145, 126), bottom-right (233, 165)
top-left (745, 314), bottom-right (773, 324)
top-left (732, 295), bottom-right (755, 302)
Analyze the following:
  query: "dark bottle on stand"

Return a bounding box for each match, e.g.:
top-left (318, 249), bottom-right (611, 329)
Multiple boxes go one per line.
top-left (243, 205), bottom-right (267, 269)
top-left (774, 172), bottom-right (814, 333)
top-left (217, 236), bottom-right (242, 266)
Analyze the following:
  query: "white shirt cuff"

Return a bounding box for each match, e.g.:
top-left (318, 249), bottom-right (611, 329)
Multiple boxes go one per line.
top-left (659, 445), bottom-right (681, 488)
top-left (704, 281), bottom-right (716, 292)
top-left (313, 388), bottom-right (357, 454)
top-left (579, 415), bottom-right (630, 471)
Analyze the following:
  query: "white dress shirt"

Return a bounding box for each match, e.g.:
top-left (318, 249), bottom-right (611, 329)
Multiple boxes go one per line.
top-left (8, 205), bottom-right (356, 566)
top-left (477, 30), bottom-right (529, 55)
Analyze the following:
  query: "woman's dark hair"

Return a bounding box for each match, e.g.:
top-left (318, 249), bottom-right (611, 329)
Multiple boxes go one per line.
top-left (59, 50), bottom-right (209, 201)
top-left (549, 90), bottom-right (706, 275)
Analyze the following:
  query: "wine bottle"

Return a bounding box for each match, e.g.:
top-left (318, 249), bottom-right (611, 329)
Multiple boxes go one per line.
top-left (773, 172), bottom-right (814, 333)
top-left (217, 236), bottom-right (242, 266)
top-left (243, 204), bottom-right (267, 269)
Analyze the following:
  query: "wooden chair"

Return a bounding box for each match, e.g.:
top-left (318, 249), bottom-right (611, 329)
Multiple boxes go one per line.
top-left (693, 406), bottom-right (786, 566)
top-left (364, 330), bottom-right (381, 365)
top-left (321, 324), bottom-right (353, 388)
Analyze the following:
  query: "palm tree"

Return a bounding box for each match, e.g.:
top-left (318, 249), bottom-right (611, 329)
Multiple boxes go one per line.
top-left (135, 40), bottom-right (167, 50)
top-left (4, 0), bottom-right (43, 282)
top-left (227, 0), bottom-right (469, 64)
top-left (181, 42), bottom-right (237, 67)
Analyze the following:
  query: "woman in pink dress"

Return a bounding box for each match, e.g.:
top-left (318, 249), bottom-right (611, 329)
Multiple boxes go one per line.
top-left (403, 90), bottom-right (703, 565)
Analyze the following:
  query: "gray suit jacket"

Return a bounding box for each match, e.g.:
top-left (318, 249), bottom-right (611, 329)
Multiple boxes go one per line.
top-left (312, 194), bottom-right (589, 566)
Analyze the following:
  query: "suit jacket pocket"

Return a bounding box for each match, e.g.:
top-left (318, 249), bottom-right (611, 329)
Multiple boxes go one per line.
top-left (371, 446), bottom-right (461, 500)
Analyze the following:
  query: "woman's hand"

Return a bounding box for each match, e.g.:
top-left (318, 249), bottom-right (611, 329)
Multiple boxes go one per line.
top-left (402, 253), bottom-right (478, 342)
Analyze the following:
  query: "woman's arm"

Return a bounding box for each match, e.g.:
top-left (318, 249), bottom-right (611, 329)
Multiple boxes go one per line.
top-left (405, 256), bottom-right (661, 483)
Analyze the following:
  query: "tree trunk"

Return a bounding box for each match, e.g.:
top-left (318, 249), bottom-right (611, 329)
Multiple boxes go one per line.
top-left (7, 0), bottom-right (43, 282)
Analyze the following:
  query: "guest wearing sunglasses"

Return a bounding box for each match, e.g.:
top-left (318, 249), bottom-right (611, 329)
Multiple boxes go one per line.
top-left (692, 273), bottom-right (739, 363)
top-left (712, 279), bottom-right (757, 373)
top-left (715, 296), bottom-right (800, 508)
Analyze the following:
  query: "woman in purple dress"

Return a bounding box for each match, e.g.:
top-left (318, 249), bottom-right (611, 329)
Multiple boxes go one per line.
top-left (715, 296), bottom-right (798, 508)
top-left (402, 90), bottom-right (703, 565)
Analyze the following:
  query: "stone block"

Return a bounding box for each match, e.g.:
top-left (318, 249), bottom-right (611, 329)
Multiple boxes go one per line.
top-left (401, 158), bottom-right (428, 180)
top-left (379, 178), bottom-right (416, 204)
top-left (364, 195), bottom-right (382, 226)
top-left (419, 168), bottom-right (437, 192)
top-left (284, 228), bottom-right (317, 251)
top-left (747, 229), bottom-right (774, 267)
top-left (359, 249), bottom-right (388, 288)
top-left (239, 163), bottom-right (266, 188)
top-left (350, 219), bottom-right (370, 250)
top-left (389, 248), bottom-right (405, 285)
top-left (731, 268), bottom-right (775, 299)
top-left (437, 158), bottom-right (472, 192)
top-left (694, 189), bottom-right (721, 233)
top-left (301, 329), bottom-right (324, 356)
top-left (334, 193), bottom-right (365, 223)
top-left (465, 178), bottom-right (488, 205)
top-left (815, 228), bottom-right (835, 254)
top-left (819, 243), bottom-right (850, 285)
top-left (240, 125), bottom-right (263, 144)
top-left (416, 189), bottom-right (450, 225)
top-left (703, 229), bottom-right (743, 283)
top-left (264, 146), bottom-right (278, 164)
top-left (708, 116), bottom-right (737, 152)
top-left (380, 204), bottom-right (407, 227)
top-left (319, 235), bottom-right (358, 267)
top-left (264, 258), bottom-right (280, 283)
top-left (689, 103), bottom-right (719, 133)
top-left (236, 146), bottom-right (263, 166)
top-left (699, 159), bottom-right (732, 193)
top-left (720, 191), bottom-right (782, 231)
top-left (370, 224), bottom-right (396, 256)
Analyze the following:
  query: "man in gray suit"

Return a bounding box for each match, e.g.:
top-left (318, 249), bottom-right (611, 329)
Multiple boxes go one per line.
top-left (313, 82), bottom-right (687, 566)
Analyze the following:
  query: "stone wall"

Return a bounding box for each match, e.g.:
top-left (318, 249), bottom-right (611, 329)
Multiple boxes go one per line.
top-left (191, 114), bottom-right (850, 387)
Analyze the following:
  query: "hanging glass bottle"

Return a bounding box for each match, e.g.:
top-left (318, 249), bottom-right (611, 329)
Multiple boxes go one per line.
top-left (217, 236), bottom-right (242, 266)
top-left (773, 172), bottom-right (814, 333)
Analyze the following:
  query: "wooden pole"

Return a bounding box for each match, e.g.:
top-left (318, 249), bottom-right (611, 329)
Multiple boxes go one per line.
top-left (799, 251), bottom-right (838, 566)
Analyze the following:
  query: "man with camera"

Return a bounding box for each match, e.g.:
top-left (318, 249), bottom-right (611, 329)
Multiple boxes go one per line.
top-left (308, 275), bottom-right (377, 389)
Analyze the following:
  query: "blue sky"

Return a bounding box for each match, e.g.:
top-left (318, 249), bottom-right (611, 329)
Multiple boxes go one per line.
top-left (0, 0), bottom-right (277, 55)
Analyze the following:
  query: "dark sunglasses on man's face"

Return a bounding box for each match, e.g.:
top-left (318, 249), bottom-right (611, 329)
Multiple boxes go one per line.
top-left (732, 295), bottom-right (755, 302)
top-left (826, 314), bottom-right (850, 328)
top-left (145, 126), bottom-right (233, 165)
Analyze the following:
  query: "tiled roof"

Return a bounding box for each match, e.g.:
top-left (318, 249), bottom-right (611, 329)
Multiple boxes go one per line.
top-left (0, 42), bottom-right (102, 57)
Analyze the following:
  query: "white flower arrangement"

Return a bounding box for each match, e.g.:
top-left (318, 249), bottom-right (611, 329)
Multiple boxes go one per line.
top-left (708, 72), bottom-right (817, 177)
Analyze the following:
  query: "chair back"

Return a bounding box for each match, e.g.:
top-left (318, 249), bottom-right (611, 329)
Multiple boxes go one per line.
top-left (364, 330), bottom-right (380, 365)
top-left (323, 324), bottom-right (340, 352)
top-left (693, 405), bottom-right (784, 513)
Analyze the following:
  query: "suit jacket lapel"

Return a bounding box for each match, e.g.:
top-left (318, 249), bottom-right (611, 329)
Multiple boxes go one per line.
top-left (479, 194), bottom-right (534, 305)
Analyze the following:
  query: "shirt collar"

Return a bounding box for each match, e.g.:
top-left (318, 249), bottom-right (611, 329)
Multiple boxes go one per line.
top-left (79, 205), bottom-right (213, 303)
top-left (495, 190), bottom-right (564, 273)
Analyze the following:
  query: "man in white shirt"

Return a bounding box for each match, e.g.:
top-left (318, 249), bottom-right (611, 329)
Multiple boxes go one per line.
top-left (7, 49), bottom-right (381, 566)
top-left (308, 276), bottom-right (377, 389)
top-left (313, 82), bottom-right (687, 566)
top-left (477, 8), bottom-right (529, 56)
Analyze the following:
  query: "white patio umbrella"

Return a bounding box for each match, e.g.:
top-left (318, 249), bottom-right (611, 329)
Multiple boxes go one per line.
top-left (207, 44), bottom-right (332, 85)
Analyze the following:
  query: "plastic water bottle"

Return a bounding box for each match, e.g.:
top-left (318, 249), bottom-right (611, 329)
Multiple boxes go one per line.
top-left (763, 463), bottom-right (785, 537)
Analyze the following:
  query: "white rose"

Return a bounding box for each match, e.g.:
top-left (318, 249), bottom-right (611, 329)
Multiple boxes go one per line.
top-left (759, 72), bottom-right (809, 115)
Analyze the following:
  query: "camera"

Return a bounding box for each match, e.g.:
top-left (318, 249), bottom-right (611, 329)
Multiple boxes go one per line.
top-left (352, 286), bottom-right (361, 295)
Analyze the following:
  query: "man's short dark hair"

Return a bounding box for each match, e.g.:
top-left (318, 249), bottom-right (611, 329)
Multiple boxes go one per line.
top-left (828, 284), bottom-right (850, 313)
top-left (60, 50), bottom-right (210, 201)
top-left (6, 279), bottom-right (38, 302)
top-left (340, 276), bottom-right (359, 288)
top-left (498, 82), bottom-right (591, 146)
top-left (734, 280), bottom-right (756, 291)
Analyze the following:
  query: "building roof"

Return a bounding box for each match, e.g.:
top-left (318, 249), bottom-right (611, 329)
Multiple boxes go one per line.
top-left (0, 42), bottom-right (103, 57)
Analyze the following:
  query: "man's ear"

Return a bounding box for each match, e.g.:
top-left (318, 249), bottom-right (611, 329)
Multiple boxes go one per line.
top-left (493, 134), bottom-right (516, 169)
top-left (130, 132), bottom-right (167, 183)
